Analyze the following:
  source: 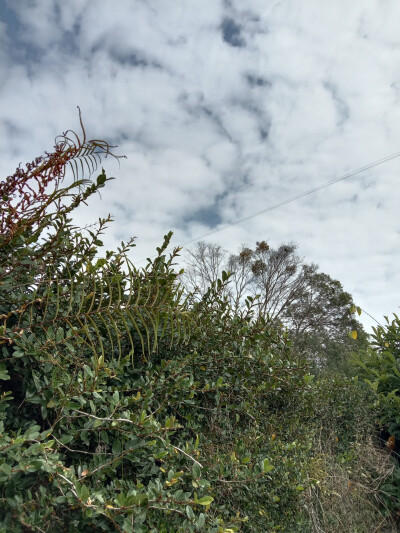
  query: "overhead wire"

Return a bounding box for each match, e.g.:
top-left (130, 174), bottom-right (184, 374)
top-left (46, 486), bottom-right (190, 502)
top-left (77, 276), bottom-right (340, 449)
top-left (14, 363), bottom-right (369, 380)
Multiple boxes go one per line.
top-left (132, 150), bottom-right (400, 329)
top-left (135, 149), bottom-right (400, 263)
top-left (180, 150), bottom-right (400, 247)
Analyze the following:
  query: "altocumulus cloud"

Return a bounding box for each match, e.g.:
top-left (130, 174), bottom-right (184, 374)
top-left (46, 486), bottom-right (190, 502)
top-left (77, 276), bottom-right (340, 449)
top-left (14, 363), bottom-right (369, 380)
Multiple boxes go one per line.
top-left (1, 0), bottom-right (400, 330)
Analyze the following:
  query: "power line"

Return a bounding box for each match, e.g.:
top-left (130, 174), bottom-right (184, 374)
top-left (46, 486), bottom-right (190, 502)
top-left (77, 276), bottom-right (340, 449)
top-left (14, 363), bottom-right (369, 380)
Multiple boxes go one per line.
top-left (136, 150), bottom-right (400, 263)
top-left (181, 150), bottom-right (400, 247)
top-left (132, 152), bottom-right (399, 331)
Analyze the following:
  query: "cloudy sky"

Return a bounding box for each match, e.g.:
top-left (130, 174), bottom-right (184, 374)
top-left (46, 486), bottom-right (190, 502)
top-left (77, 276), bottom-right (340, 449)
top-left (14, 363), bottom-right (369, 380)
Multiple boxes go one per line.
top-left (1, 0), bottom-right (400, 331)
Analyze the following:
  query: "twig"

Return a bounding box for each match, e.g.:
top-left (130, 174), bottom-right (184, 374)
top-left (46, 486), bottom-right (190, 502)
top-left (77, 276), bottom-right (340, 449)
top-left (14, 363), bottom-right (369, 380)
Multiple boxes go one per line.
top-left (173, 445), bottom-right (203, 468)
top-left (51, 434), bottom-right (113, 456)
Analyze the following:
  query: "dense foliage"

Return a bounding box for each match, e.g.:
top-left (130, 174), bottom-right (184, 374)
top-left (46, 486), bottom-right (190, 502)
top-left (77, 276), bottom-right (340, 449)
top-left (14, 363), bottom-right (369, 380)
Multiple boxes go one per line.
top-left (0, 122), bottom-right (397, 531)
top-left (357, 315), bottom-right (400, 514)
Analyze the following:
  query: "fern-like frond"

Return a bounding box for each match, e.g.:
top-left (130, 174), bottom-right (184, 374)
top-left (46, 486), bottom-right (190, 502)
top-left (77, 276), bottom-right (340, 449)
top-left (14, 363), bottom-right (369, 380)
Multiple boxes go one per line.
top-left (54, 107), bottom-right (126, 182)
top-left (0, 110), bottom-right (124, 243)
top-left (4, 247), bottom-right (192, 369)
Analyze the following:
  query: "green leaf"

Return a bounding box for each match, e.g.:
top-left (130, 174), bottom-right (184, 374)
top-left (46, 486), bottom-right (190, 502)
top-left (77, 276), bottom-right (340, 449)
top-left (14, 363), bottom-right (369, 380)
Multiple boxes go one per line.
top-left (197, 513), bottom-right (206, 528)
top-left (59, 434), bottom-right (74, 445)
top-left (112, 439), bottom-right (122, 455)
top-left (0, 364), bottom-right (10, 381)
top-left (112, 390), bottom-right (120, 404)
top-left (192, 463), bottom-right (201, 478)
top-left (47, 398), bottom-right (58, 408)
top-left (80, 484), bottom-right (90, 502)
top-left (186, 505), bottom-right (194, 520)
top-left (262, 458), bottom-right (274, 473)
top-left (74, 481), bottom-right (82, 498)
top-left (122, 518), bottom-right (134, 533)
top-left (0, 463), bottom-right (12, 476)
top-left (196, 496), bottom-right (214, 506)
top-left (97, 170), bottom-right (107, 185)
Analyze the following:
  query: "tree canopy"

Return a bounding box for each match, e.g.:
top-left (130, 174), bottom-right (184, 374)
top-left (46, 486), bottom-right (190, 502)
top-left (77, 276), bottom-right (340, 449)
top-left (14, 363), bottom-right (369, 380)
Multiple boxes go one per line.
top-left (183, 240), bottom-right (367, 371)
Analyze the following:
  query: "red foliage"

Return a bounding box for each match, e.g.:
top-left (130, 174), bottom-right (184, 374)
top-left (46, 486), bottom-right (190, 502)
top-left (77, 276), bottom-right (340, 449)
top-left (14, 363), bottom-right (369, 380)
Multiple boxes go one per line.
top-left (0, 108), bottom-right (123, 242)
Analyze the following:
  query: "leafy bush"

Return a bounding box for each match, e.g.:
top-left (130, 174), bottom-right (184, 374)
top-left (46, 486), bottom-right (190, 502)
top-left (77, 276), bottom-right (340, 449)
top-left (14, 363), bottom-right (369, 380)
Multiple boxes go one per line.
top-left (357, 314), bottom-right (400, 515)
top-left (0, 124), bottom-right (213, 532)
top-left (0, 120), bottom-right (390, 532)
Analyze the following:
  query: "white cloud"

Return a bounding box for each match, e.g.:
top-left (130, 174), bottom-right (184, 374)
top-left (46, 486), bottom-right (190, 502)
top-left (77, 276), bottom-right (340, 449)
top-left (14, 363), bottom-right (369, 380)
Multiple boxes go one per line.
top-left (1, 0), bottom-right (399, 331)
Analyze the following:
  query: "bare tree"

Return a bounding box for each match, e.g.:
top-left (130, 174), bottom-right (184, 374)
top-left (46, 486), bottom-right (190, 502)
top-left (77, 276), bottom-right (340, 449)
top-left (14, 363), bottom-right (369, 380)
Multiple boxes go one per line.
top-left (182, 241), bottom-right (227, 298)
top-left (182, 240), bottom-right (309, 322)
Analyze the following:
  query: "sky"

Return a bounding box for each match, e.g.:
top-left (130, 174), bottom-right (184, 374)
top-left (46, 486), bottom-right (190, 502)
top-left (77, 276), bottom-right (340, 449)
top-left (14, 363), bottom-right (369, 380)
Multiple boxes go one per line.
top-left (1, 0), bottom-right (399, 332)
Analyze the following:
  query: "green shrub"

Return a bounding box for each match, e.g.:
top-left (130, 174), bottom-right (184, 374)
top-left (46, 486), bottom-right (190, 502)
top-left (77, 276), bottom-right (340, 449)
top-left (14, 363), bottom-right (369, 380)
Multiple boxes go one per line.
top-left (356, 314), bottom-right (400, 516)
top-left (0, 126), bottom-right (216, 532)
top-left (0, 120), bottom-right (389, 532)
